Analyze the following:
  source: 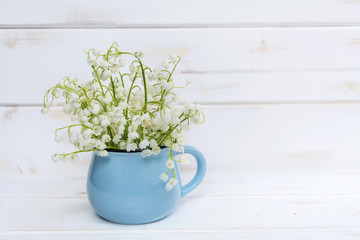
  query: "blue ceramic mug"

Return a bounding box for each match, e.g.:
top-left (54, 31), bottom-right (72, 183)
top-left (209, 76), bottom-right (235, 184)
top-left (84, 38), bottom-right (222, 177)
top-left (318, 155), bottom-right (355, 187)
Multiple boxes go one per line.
top-left (87, 145), bottom-right (206, 224)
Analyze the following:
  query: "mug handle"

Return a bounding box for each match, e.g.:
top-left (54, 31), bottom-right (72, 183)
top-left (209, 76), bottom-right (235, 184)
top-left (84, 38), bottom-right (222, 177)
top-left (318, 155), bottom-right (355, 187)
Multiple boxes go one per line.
top-left (175, 145), bottom-right (206, 197)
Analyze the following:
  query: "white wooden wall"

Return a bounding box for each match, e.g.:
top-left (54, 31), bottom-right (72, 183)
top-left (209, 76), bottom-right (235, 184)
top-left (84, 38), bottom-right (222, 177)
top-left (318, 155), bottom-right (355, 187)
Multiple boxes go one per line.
top-left (1, 1), bottom-right (360, 239)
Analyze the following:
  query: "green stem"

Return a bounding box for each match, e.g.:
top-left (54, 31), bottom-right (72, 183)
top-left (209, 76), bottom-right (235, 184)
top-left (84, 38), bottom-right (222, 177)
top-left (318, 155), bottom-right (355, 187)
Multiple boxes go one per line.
top-left (135, 57), bottom-right (147, 112)
top-left (167, 57), bottom-right (181, 82)
top-left (110, 76), bottom-right (117, 105)
top-left (61, 148), bottom-right (96, 157)
top-left (119, 73), bottom-right (125, 88)
top-left (91, 66), bottom-right (105, 96)
top-left (79, 98), bottom-right (107, 111)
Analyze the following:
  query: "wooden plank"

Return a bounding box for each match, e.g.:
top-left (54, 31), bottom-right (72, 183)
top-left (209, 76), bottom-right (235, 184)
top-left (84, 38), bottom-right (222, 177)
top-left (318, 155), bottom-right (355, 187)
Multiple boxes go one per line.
top-left (2, 104), bottom-right (360, 176)
top-left (1, 28), bottom-right (360, 104)
top-left (2, 231), bottom-right (360, 240)
top-left (1, 170), bottom-right (360, 199)
top-left (1, 196), bottom-right (360, 231)
top-left (1, 0), bottom-right (360, 27)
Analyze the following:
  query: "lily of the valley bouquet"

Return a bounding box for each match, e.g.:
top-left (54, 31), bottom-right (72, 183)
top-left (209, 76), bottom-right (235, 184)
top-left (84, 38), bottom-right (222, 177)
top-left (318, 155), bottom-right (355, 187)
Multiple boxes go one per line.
top-left (42, 43), bottom-right (205, 190)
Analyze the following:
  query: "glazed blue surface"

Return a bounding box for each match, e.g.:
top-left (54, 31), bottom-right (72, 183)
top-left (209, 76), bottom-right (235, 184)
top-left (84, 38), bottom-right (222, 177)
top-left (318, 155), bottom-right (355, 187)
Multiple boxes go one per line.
top-left (87, 145), bottom-right (206, 224)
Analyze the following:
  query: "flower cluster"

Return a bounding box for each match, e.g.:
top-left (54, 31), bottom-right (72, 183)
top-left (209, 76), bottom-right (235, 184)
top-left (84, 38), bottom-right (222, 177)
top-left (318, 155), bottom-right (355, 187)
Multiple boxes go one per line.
top-left (42, 43), bottom-right (205, 190)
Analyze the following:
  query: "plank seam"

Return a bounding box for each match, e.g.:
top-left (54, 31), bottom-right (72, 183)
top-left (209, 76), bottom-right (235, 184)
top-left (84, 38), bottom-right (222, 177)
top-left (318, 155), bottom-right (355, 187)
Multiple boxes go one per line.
top-left (2, 23), bottom-right (360, 29)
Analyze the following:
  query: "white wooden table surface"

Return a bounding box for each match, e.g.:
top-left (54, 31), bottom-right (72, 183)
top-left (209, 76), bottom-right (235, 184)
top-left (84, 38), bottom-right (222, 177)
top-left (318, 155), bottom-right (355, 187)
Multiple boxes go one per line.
top-left (2, 1), bottom-right (360, 239)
